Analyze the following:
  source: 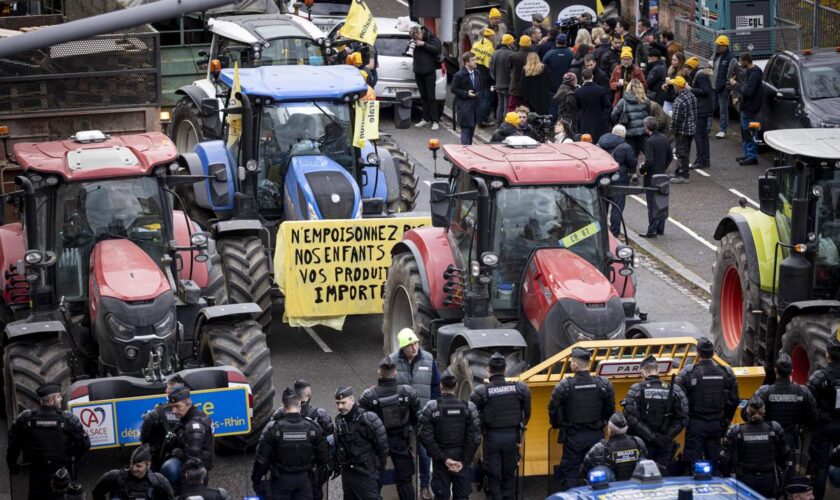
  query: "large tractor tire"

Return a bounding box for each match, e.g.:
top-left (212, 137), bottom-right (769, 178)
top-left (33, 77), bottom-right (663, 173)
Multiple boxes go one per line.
top-left (781, 314), bottom-right (840, 384)
top-left (217, 236), bottom-right (272, 330)
top-left (202, 238), bottom-right (228, 307)
top-left (382, 252), bottom-right (437, 354)
top-left (170, 98), bottom-right (205, 155)
top-left (380, 138), bottom-right (419, 214)
top-left (201, 320), bottom-right (275, 451)
top-left (450, 346), bottom-right (526, 401)
top-left (710, 231), bottom-right (761, 367)
top-left (3, 338), bottom-right (71, 421)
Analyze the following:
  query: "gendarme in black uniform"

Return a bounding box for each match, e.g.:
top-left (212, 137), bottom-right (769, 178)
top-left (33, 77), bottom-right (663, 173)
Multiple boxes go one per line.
top-left (675, 337), bottom-right (739, 474)
top-left (548, 347), bottom-right (616, 489)
top-left (91, 444), bottom-right (174, 500)
top-left (624, 355), bottom-right (689, 470)
top-left (807, 341), bottom-right (840, 500)
top-left (176, 458), bottom-right (231, 500)
top-left (5, 383), bottom-right (91, 500)
top-left (582, 412), bottom-right (648, 480)
top-left (140, 378), bottom-right (185, 471)
top-left (334, 385), bottom-right (389, 500)
top-left (469, 352), bottom-right (531, 500)
top-left (359, 358), bottom-right (421, 500)
top-left (160, 386), bottom-right (214, 487)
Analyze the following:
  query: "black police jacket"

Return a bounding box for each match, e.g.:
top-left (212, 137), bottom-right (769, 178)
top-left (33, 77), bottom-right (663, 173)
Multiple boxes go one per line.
top-left (334, 404), bottom-right (389, 474)
top-left (91, 469), bottom-right (174, 500)
top-left (625, 375), bottom-right (689, 441)
top-left (358, 378), bottom-right (420, 437)
top-left (469, 374), bottom-right (532, 431)
top-left (169, 406), bottom-right (213, 469)
top-left (176, 484), bottom-right (232, 500)
top-left (418, 394), bottom-right (482, 463)
top-left (252, 412), bottom-right (330, 484)
top-left (140, 403), bottom-right (180, 468)
top-left (548, 371), bottom-right (616, 430)
top-left (6, 405), bottom-right (90, 469)
top-left (273, 401), bottom-right (334, 435)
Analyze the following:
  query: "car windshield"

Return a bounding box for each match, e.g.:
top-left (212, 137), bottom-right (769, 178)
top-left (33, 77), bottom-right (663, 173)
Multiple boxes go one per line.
top-left (52, 177), bottom-right (167, 300)
top-left (803, 62), bottom-right (840, 100)
top-left (375, 35), bottom-right (410, 57)
top-left (491, 185), bottom-right (605, 309)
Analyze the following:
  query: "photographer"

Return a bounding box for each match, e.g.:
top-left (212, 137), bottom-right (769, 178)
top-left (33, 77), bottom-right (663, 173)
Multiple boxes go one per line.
top-left (408, 25), bottom-right (442, 131)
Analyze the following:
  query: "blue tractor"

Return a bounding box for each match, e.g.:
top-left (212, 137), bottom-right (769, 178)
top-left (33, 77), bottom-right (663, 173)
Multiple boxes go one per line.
top-left (171, 64), bottom-right (419, 328)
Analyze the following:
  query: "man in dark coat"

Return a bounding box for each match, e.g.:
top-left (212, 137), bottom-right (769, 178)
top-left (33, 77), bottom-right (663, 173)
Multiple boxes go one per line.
top-left (554, 73), bottom-right (579, 131)
top-left (597, 124), bottom-right (637, 237)
top-left (712, 35), bottom-right (735, 138)
top-left (584, 54), bottom-right (610, 90)
top-left (574, 68), bottom-right (611, 143)
top-left (686, 57), bottom-right (713, 170)
top-left (409, 25), bottom-right (442, 131)
top-left (452, 52), bottom-right (481, 145)
top-left (592, 35), bottom-right (612, 74)
top-left (644, 48), bottom-right (667, 105)
top-left (639, 117), bottom-right (672, 237)
top-left (732, 52), bottom-right (763, 166)
top-left (542, 33), bottom-right (574, 120)
top-left (490, 34), bottom-right (517, 124)
top-left (507, 35), bottom-right (534, 111)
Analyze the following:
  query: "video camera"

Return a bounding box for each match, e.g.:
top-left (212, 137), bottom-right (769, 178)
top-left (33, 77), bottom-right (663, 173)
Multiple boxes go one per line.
top-left (555, 16), bottom-right (597, 43)
top-left (527, 113), bottom-right (554, 143)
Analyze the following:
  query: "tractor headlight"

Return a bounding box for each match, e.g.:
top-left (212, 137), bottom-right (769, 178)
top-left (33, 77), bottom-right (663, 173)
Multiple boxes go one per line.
top-left (107, 313), bottom-right (136, 340)
top-left (154, 310), bottom-right (176, 336)
top-left (616, 245), bottom-right (633, 260)
top-left (190, 232), bottom-right (209, 247)
top-left (24, 250), bottom-right (43, 265)
top-left (366, 152), bottom-right (380, 165)
top-left (565, 321), bottom-right (593, 342)
top-left (480, 252), bottom-right (499, 267)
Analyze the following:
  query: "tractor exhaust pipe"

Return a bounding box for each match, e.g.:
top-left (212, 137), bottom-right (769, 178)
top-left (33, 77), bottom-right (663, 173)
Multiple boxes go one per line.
top-left (232, 90), bottom-right (260, 220)
top-left (0, 0), bottom-right (242, 57)
top-left (16, 176), bottom-right (37, 251)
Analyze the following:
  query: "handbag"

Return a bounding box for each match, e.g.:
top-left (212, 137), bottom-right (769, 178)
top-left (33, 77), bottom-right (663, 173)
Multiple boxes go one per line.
top-left (619, 101), bottom-right (630, 125)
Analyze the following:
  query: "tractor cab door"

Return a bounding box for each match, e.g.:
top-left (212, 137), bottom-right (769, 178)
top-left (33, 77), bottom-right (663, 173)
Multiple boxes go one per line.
top-left (447, 170), bottom-right (478, 271)
top-left (813, 168), bottom-right (840, 292)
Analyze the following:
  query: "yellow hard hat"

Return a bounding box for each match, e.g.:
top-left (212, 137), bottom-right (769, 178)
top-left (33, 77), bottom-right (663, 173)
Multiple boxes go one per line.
top-left (685, 56), bottom-right (700, 69)
top-left (672, 75), bottom-right (687, 88)
top-left (620, 46), bottom-right (633, 59)
top-left (489, 7), bottom-right (502, 19)
top-left (519, 35), bottom-right (532, 48)
top-left (483, 28), bottom-right (496, 37)
top-left (398, 328), bottom-right (419, 348)
top-left (715, 35), bottom-right (730, 46)
top-left (501, 34), bottom-right (515, 46)
top-left (505, 111), bottom-right (519, 126)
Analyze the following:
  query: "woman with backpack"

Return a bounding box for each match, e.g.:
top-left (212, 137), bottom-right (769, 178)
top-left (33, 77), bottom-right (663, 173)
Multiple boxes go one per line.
top-left (611, 78), bottom-right (651, 155)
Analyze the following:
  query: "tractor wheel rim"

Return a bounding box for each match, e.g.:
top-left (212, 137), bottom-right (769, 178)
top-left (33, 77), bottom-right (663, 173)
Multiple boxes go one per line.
top-left (721, 266), bottom-right (744, 350)
top-left (791, 344), bottom-right (810, 384)
top-left (175, 120), bottom-right (199, 155)
top-left (390, 285), bottom-right (413, 351)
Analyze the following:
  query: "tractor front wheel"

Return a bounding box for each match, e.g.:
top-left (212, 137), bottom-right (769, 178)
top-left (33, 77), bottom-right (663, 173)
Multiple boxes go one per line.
top-left (217, 236), bottom-right (273, 330)
top-left (710, 231), bottom-right (760, 366)
top-left (382, 252), bottom-right (437, 354)
top-left (3, 338), bottom-right (71, 421)
top-left (781, 314), bottom-right (840, 384)
top-left (450, 346), bottom-right (526, 401)
top-left (170, 98), bottom-right (205, 155)
top-left (200, 320), bottom-right (275, 451)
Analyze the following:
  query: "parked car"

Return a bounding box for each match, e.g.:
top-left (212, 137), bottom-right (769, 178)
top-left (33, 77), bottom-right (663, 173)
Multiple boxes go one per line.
top-left (761, 49), bottom-right (840, 131)
top-left (282, 0), bottom-right (350, 35)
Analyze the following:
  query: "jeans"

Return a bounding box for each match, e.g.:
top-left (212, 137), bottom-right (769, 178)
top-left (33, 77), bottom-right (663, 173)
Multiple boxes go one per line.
top-left (460, 126), bottom-right (475, 145)
top-left (418, 441), bottom-right (431, 487)
top-left (645, 189), bottom-right (666, 235)
top-left (740, 111), bottom-right (758, 160)
top-left (674, 133), bottom-right (692, 178)
top-left (715, 90), bottom-right (730, 132)
top-left (415, 72), bottom-right (438, 123)
top-left (693, 115), bottom-right (710, 165)
top-left (161, 457), bottom-right (183, 488)
top-left (496, 91), bottom-right (509, 124)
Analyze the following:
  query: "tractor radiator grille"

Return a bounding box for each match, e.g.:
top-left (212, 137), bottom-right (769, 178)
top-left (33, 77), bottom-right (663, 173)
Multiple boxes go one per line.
top-left (305, 172), bottom-right (355, 219)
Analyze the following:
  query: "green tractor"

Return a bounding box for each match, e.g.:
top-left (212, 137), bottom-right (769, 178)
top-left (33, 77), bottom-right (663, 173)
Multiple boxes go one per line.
top-left (711, 129), bottom-right (840, 382)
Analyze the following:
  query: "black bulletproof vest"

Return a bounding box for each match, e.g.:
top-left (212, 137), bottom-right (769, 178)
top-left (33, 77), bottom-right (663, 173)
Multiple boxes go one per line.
top-left (435, 398), bottom-right (468, 448)
top-left (117, 470), bottom-right (159, 500)
top-left (606, 435), bottom-right (643, 480)
top-left (373, 385), bottom-right (410, 432)
top-left (736, 422), bottom-right (776, 474)
top-left (483, 382), bottom-right (521, 429)
top-left (26, 408), bottom-right (70, 463)
top-left (639, 380), bottom-right (670, 432)
top-left (273, 417), bottom-right (314, 469)
top-left (563, 374), bottom-right (603, 425)
top-left (336, 409), bottom-right (376, 468)
top-left (687, 363), bottom-right (726, 417)
top-left (817, 367), bottom-right (840, 417)
top-left (765, 382), bottom-right (804, 429)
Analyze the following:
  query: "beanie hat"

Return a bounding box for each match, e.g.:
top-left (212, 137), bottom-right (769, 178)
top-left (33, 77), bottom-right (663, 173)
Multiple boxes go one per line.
top-left (505, 111), bottom-right (519, 126)
top-left (501, 34), bottom-right (515, 46)
top-left (672, 75), bottom-right (687, 88)
top-left (563, 72), bottom-right (576, 84)
top-left (489, 7), bottom-right (502, 19)
top-left (620, 46), bottom-right (633, 59)
top-left (611, 124), bottom-right (627, 138)
top-left (715, 35), bottom-right (730, 46)
top-left (519, 35), bottom-right (532, 47)
top-left (685, 56), bottom-right (700, 69)
top-left (483, 28), bottom-right (495, 37)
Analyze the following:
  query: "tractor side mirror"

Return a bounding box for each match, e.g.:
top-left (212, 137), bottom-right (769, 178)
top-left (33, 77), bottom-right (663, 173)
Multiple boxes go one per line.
top-left (430, 181), bottom-right (450, 228)
top-left (648, 174), bottom-right (670, 221)
top-left (758, 175), bottom-right (779, 216)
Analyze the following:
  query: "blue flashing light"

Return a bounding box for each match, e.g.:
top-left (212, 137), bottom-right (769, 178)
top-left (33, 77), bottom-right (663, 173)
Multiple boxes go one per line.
top-left (588, 467), bottom-right (610, 490)
top-left (693, 461), bottom-right (712, 479)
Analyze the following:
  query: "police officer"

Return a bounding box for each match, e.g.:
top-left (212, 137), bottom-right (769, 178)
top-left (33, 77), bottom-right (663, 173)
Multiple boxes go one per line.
top-left (177, 459), bottom-right (232, 500)
top-left (675, 337), bottom-right (739, 474)
top-left (160, 386), bottom-right (214, 488)
top-left (751, 353), bottom-right (818, 456)
top-left (334, 386), bottom-right (389, 500)
top-left (6, 383), bottom-right (91, 500)
top-left (418, 372), bottom-right (482, 500)
top-left (91, 443), bottom-right (174, 500)
top-left (785, 476), bottom-right (815, 500)
top-left (390, 328), bottom-right (441, 500)
top-left (252, 387), bottom-right (330, 500)
top-left (470, 352), bottom-right (531, 500)
top-left (359, 357), bottom-right (421, 500)
top-left (720, 396), bottom-right (791, 498)
top-left (624, 354), bottom-right (689, 471)
top-left (548, 347), bottom-right (616, 489)
top-left (582, 412), bottom-right (647, 481)
top-left (807, 340), bottom-right (840, 500)
top-left (141, 376), bottom-right (187, 470)
top-left (50, 467), bottom-right (85, 500)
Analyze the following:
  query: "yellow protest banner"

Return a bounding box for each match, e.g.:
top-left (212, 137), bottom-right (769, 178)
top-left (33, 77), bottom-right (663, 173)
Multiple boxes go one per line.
top-left (275, 217), bottom-right (431, 327)
top-left (226, 62), bottom-right (241, 148)
top-left (353, 99), bottom-right (380, 148)
top-left (340, 0), bottom-right (378, 46)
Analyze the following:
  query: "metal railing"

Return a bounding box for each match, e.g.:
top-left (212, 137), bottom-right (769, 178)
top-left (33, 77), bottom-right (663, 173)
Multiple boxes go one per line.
top-left (778, 0), bottom-right (840, 47)
top-left (674, 16), bottom-right (802, 61)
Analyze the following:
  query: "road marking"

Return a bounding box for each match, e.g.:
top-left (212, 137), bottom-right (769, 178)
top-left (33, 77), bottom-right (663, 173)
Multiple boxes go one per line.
top-left (728, 188), bottom-right (759, 208)
top-left (304, 326), bottom-right (333, 353)
top-left (630, 195), bottom-right (718, 251)
top-left (695, 169), bottom-right (710, 177)
top-left (393, 0), bottom-right (408, 5)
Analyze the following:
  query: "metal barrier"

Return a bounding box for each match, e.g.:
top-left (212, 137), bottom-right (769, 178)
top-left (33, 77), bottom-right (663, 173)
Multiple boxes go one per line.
top-left (674, 16), bottom-right (802, 60)
top-left (778, 0), bottom-right (840, 47)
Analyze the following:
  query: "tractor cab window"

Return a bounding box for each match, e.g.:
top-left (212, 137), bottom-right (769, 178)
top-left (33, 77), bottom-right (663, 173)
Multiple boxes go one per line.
top-left (491, 185), bottom-right (605, 310)
top-left (449, 172), bottom-right (478, 267)
top-left (813, 168), bottom-right (840, 291)
top-left (215, 35), bottom-right (323, 68)
top-left (54, 177), bottom-right (167, 300)
top-left (776, 165), bottom-right (797, 251)
top-left (257, 101), bottom-right (353, 211)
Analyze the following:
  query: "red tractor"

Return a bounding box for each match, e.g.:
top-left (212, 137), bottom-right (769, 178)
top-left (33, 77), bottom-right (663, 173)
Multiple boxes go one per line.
top-left (0, 130), bottom-right (274, 449)
top-left (382, 139), bottom-right (680, 394)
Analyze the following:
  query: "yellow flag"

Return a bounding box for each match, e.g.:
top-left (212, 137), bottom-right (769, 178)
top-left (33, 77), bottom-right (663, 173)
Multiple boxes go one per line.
top-left (226, 62), bottom-right (242, 148)
top-left (353, 99), bottom-right (379, 149)
top-left (340, 0), bottom-right (378, 46)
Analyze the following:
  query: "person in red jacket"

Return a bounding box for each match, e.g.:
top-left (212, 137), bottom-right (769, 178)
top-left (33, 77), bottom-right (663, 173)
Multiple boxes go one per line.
top-left (609, 46), bottom-right (646, 107)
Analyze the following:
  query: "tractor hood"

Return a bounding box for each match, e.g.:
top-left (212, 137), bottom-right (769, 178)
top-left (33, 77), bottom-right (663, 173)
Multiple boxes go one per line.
top-left (284, 154), bottom-right (361, 220)
top-left (521, 248), bottom-right (624, 359)
top-left (90, 239), bottom-right (170, 301)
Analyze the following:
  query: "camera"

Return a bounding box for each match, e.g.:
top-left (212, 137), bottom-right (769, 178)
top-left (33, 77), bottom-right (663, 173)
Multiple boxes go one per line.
top-left (404, 39), bottom-right (416, 57)
top-left (528, 113), bottom-right (554, 143)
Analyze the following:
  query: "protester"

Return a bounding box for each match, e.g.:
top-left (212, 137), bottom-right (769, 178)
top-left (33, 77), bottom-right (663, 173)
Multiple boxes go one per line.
top-left (529, 26), bottom-right (543, 47)
top-left (472, 28), bottom-right (496, 128)
top-left (663, 52), bottom-right (686, 114)
top-left (507, 35), bottom-right (534, 111)
top-left (639, 117), bottom-right (673, 237)
top-left (733, 52), bottom-right (763, 166)
top-left (686, 56), bottom-right (713, 170)
top-left (488, 8), bottom-right (502, 31)
top-left (612, 78), bottom-right (651, 155)
top-left (609, 46), bottom-right (646, 106)
top-left (660, 30), bottom-right (683, 61)
top-left (712, 35), bottom-right (735, 138)
top-left (645, 48), bottom-right (667, 105)
top-left (575, 68), bottom-right (612, 143)
top-left (669, 75), bottom-right (696, 183)
top-left (584, 53), bottom-right (610, 89)
top-left (521, 51), bottom-right (551, 115)
top-left (409, 25), bottom-right (442, 131)
top-left (542, 33), bottom-right (574, 119)
top-left (597, 124), bottom-right (637, 236)
top-left (451, 52), bottom-right (482, 145)
top-left (537, 26), bottom-right (558, 58)
top-left (490, 34), bottom-right (517, 124)
top-left (490, 111), bottom-right (523, 143)
top-left (592, 35), bottom-right (613, 74)
top-left (554, 72), bottom-right (579, 127)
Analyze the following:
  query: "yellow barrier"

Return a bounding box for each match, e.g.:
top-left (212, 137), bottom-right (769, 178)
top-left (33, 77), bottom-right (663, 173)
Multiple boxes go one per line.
top-left (516, 337), bottom-right (766, 477)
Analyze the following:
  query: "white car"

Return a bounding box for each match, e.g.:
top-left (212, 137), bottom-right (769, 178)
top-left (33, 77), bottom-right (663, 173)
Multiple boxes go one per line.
top-left (281, 0), bottom-right (349, 35)
top-left (373, 17), bottom-right (447, 106)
